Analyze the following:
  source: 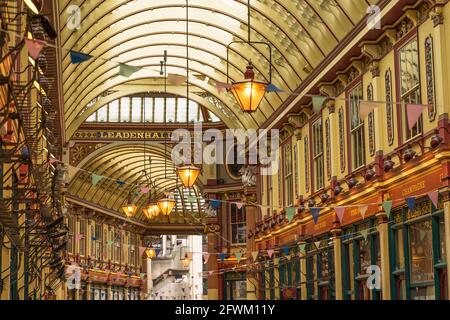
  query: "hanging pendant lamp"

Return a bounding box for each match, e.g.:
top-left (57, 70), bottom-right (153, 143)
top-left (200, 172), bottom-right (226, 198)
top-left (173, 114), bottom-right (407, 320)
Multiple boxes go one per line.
top-left (122, 198), bottom-right (137, 218)
top-left (157, 197), bottom-right (177, 216)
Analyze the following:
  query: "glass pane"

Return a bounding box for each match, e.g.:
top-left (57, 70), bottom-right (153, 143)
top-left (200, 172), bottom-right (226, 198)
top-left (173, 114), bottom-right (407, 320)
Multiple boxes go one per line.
top-left (409, 220), bottom-right (434, 284)
top-left (188, 101), bottom-right (198, 123)
top-left (131, 97), bottom-right (142, 122)
top-left (166, 98), bottom-right (176, 123)
top-left (109, 100), bottom-right (119, 122)
top-left (209, 111), bottom-right (221, 122)
top-left (359, 239), bottom-right (371, 274)
top-left (143, 98), bottom-right (153, 122)
top-left (439, 219), bottom-right (446, 263)
top-left (177, 98), bottom-right (188, 123)
top-left (86, 111), bottom-right (96, 122)
top-left (154, 98), bottom-right (165, 122)
top-left (120, 97), bottom-right (130, 122)
top-left (97, 106), bottom-right (107, 122)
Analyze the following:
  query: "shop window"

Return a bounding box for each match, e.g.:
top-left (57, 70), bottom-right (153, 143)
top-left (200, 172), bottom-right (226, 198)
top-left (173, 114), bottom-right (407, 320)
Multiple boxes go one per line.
top-left (95, 223), bottom-right (103, 260)
top-left (109, 99), bottom-right (119, 122)
top-left (312, 119), bottom-right (324, 191)
top-left (67, 215), bottom-right (74, 254)
top-left (349, 84), bottom-right (365, 170)
top-left (79, 218), bottom-right (86, 257)
top-left (144, 97), bottom-right (154, 122)
top-left (230, 203), bottom-right (246, 245)
top-left (398, 37), bottom-right (422, 139)
top-left (131, 97), bottom-right (142, 122)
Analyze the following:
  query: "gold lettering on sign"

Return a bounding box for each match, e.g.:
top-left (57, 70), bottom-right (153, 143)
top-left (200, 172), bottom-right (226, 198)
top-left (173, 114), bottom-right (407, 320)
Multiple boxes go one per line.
top-left (402, 181), bottom-right (425, 197)
top-left (350, 208), bottom-right (360, 217)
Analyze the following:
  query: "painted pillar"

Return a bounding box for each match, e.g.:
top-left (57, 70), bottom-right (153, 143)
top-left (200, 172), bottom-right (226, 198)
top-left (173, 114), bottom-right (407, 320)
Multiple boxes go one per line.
top-left (244, 186), bottom-right (258, 300)
top-left (443, 192), bottom-right (450, 299)
top-left (377, 210), bottom-right (391, 300)
top-left (299, 241), bottom-right (307, 300)
top-left (146, 258), bottom-right (152, 300)
top-left (207, 232), bottom-right (219, 300)
top-left (332, 220), bottom-right (343, 300)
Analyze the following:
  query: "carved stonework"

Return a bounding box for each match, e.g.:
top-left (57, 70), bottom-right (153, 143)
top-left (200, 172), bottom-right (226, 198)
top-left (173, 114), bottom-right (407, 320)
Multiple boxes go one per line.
top-left (325, 118), bottom-right (331, 181)
top-left (385, 69), bottom-right (394, 146)
top-left (369, 61), bottom-right (380, 78)
top-left (338, 107), bottom-right (345, 173)
top-left (240, 166), bottom-right (257, 187)
top-left (326, 100), bottom-right (335, 114)
top-left (70, 142), bottom-right (107, 166)
top-left (425, 35), bottom-right (436, 121)
top-left (367, 84), bottom-right (376, 156)
top-left (430, 5), bottom-right (444, 26)
top-left (396, 17), bottom-right (415, 40)
top-left (304, 136), bottom-right (310, 193)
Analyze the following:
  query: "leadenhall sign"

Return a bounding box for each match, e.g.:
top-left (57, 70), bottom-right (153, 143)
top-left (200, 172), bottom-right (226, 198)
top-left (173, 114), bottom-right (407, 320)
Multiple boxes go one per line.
top-left (73, 130), bottom-right (203, 141)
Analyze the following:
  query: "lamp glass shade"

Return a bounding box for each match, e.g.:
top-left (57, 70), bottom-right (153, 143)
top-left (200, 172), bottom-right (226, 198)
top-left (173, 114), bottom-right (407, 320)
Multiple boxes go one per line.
top-left (231, 80), bottom-right (267, 113)
top-left (143, 204), bottom-right (160, 220)
top-left (157, 198), bottom-right (177, 216)
top-left (24, 0), bottom-right (43, 14)
top-left (182, 254), bottom-right (190, 268)
top-left (145, 248), bottom-right (156, 259)
top-left (177, 165), bottom-right (201, 188)
top-left (122, 202), bottom-right (137, 218)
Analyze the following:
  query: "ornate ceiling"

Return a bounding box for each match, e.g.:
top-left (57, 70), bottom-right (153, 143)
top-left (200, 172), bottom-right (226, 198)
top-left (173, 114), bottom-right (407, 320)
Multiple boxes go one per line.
top-left (58, 0), bottom-right (377, 137)
top-left (59, 0), bottom-right (378, 224)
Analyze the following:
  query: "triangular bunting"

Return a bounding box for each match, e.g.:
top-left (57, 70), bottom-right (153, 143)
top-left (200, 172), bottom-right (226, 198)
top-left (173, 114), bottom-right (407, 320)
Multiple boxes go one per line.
top-left (299, 244), bottom-right (306, 254)
top-left (119, 63), bottom-right (141, 77)
top-left (283, 246), bottom-right (290, 256)
top-left (70, 50), bottom-right (92, 64)
top-left (267, 249), bottom-right (274, 259)
top-left (359, 101), bottom-right (378, 119)
top-left (167, 74), bottom-right (187, 86)
top-left (314, 241), bottom-right (321, 249)
top-left (171, 250), bottom-right (177, 259)
top-left (219, 253), bottom-right (226, 262)
top-left (266, 83), bottom-right (284, 93)
top-left (406, 197), bottom-right (416, 212)
top-left (251, 251), bottom-right (259, 261)
top-left (215, 81), bottom-right (232, 94)
top-left (428, 191), bottom-right (439, 209)
top-left (359, 205), bottom-right (368, 219)
top-left (334, 207), bottom-right (346, 224)
top-left (140, 186), bottom-right (150, 194)
top-left (107, 240), bottom-right (114, 246)
top-left (210, 200), bottom-right (221, 210)
top-left (91, 173), bottom-right (103, 186)
top-left (116, 180), bottom-right (126, 186)
top-left (286, 207), bottom-right (296, 223)
top-left (235, 252), bottom-right (242, 263)
top-left (236, 202), bottom-right (244, 210)
top-left (406, 104), bottom-right (427, 131)
top-left (360, 229), bottom-right (369, 241)
top-left (25, 38), bottom-right (46, 60)
top-left (203, 253), bottom-right (210, 264)
top-left (310, 208), bottom-right (320, 224)
top-left (312, 96), bottom-right (327, 114)
top-left (209, 271), bottom-right (214, 276)
top-left (382, 201), bottom-right (393, 218)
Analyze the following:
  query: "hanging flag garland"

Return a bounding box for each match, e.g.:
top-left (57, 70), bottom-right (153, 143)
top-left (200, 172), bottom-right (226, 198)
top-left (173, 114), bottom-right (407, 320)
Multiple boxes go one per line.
top-left (70, 50), bottom-right (92, 64)
top-left (119, 63), bottom-right (142, 77)
top-left (25, 38), bottom-right (46, 60)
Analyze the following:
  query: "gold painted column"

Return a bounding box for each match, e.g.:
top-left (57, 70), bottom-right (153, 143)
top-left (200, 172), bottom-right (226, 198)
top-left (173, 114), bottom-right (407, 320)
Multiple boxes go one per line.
top-left (244, 186), bottom-right (258, 300)
top-left (331, 221), bottom-right (343, 300)
top-left (298, 241), bottom-right (307, 300)
top-left (443, 191), bottom-right (450, 299)
top-left (207, 232), bottom-right (219, 300)
top-left (376, 210), bottom-right (391, 300)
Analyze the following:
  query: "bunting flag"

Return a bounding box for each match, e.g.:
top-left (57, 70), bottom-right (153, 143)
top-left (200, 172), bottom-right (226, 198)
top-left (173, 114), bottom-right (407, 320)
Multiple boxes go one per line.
top-left (219, 253), bottom-right (226, 262)
top-left (267, 249), bottom-right (274, 259)
top-left (382, 200), bottom-right (393, 218)
top-left (91, 236), bottom-right (97, 241)
top-left (359, 101), bottom-right (379, 119)
top-left (167, 74), bottom-right (187, 85)
top-left (407, 104), bottom-right (427, 130)
top-left (25, 38), bottom-right (46, 60)
top-left (119, 63), bottom-right (142, 77)
top-left (75, 234), bottom-right (85, 241)
top-left (215, 81), bottom-right (232, 94)
top-left (106, 240), bottom-right (114, 246)
top-left (283, 246), bottom-right (290, 256)
top-left (203, 253), bottom-right (210, 264)
top-left (406, 197), bottom-right (416, 212)
top-left (251, 251), bottom-right (259, 261)
top-left (360, 229), bottom-right (369, 241)
top-left (236, 202), bottom-right (244, 210)
top-left (314, 241), bottom-right (321, 249)
top-left (91, 173), bottom-right (103, 186)
top-left (171, 250), bottom-right (177, 259)
top-left (312, 96), bottom-right (327, 113)
top-left (70, 50), bottom-right (92, 64)
top-left (140, 186), bottom-right (150, 194)
top-left (210, 200), bottom-right (221, 210)
top-left (116, 180), bottom-right (126, 186)
top-left (428, 191), bottom-right (439, 209)
top-left (334, 207), bottom-right (346, 224)
top-left (299, 244), bottom-right (306, 254)
top-left (419, 228), bottom-right (428, 241)
top-left (208, 271), bottom-right (214, 276)
top-left (139, 246), bottom-right (147, 257)
top-left (266, 83), bottom-right (284, 93)
top-left (286, 255), bottom-right (292, 261)
top-left (359, 205), bottom-right (368, 219)
top-left (310, 208), bottom-right (320, 224)
top-left (286, 207), bottom-right (296, 223)
top-left (235, 252), bottom-right (242, 263)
